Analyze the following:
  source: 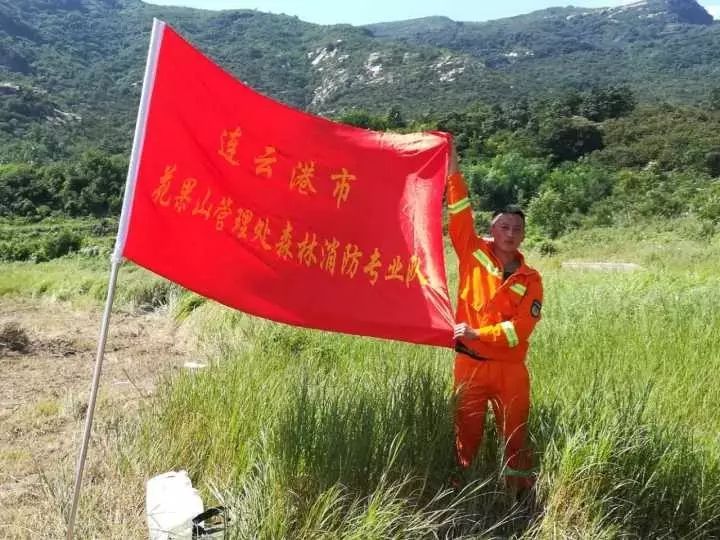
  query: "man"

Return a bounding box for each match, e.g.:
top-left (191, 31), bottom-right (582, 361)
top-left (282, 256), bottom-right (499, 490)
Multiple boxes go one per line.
top-left (446, 145), bottom-right (543, 490)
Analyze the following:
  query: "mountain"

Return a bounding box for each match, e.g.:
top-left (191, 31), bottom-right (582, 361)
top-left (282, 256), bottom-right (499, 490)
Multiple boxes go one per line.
top-left (365, 0), bottom-right (719, 102)
top-left (0, 0), bottom-right (512, 158)
top-left (0, 0), bottom-right (718, 160)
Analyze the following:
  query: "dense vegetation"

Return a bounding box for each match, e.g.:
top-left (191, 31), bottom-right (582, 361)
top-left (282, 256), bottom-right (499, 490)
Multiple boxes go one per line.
top-left (0, 1), bottom-right (718, 257)
top-left (346, 88), bottom-right (720, 241)
top-left (1, 0), bottom-right (720, 164)
top-left (3, 84), bottom-right (719, 261)
top-left (1, 1), bottom-right (719, 261)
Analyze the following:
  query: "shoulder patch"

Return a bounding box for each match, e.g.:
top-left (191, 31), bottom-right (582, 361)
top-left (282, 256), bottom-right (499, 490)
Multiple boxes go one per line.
top-left (531, 300), bottom-right (542, 318)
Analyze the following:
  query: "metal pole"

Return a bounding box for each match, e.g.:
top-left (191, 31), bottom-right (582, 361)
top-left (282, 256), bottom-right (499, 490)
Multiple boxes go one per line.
top-left (65, 258), bottom-right (121, 540)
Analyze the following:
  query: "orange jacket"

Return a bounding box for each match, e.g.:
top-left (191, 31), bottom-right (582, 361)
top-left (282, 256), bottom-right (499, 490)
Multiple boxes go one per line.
top-left (447, 172), bottom-right (543, 363)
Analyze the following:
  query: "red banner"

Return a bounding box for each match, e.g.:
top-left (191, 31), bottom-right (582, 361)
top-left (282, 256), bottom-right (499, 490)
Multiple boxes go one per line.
top-left (119, 23), bottom-right (454, 347)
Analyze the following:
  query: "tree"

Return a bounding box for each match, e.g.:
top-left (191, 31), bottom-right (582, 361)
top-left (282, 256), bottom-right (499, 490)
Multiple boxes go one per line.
top-left (385, 106), bottom-right (406, 129)
top-left (528, 162), bottom-right (614, 237)
top-left (580, 86), bottom-right (636, 122)
top-left (540, 116), bottom-right (604, 162)
top-left (504, 99), bottom-right (530, 130)
top-left (59, 151), bottom-right (126, 216)
top-left (549, 90), bottom-right (583, 118)
top-left (0, 164), bottom-right (55, 217)
top-left (336, 110), bottom-right (387, 131)
top-left (466, 153), bottom-right (549, 210)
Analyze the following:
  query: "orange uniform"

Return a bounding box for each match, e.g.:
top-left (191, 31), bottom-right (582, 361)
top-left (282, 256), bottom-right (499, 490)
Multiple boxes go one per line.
top-left (447, 171), bottom-right (543, 487)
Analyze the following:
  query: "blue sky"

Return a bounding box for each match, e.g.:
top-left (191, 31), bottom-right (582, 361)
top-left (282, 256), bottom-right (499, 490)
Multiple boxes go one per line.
top-left (143, 0), bottom-right (720, 25)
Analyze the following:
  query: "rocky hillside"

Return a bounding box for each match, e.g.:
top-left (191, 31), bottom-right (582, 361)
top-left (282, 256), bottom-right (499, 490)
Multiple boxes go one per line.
top-left (365, 0), bottom-right (719, 103)
top-left (0, 0), bottom-right (718, 158)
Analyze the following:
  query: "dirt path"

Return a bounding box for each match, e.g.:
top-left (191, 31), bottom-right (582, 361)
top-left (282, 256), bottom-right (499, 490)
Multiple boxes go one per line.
top-left (0, 297), bottom-right (195, 538)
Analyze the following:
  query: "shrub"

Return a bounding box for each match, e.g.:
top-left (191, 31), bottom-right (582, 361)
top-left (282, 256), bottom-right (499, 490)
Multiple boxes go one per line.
top-left (36, 230), bottom-right (82, 261)
top-left (538, 240), bottom-right (558, 256)
top-left (694, 180), bottom-right (720, 224)
top-left (0, 239), bottom-right (34, 261)
top-left (466, 153), bottom-right (549, 211)
top-left (0, 322), bottom-right (30, 353)
top-left (527, 163), bottom-right (614, 237)
top-left (540, 116), bottom-right (604, 163)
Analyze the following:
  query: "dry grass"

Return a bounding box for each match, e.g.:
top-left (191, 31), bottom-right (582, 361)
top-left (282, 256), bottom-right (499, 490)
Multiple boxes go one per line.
top-left (0, 297), bottom-right (194, 539)
top-left (0, 321), bottom-right (30, 353)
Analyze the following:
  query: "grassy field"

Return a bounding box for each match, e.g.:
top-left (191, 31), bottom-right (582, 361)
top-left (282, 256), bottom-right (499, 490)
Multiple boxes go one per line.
top-left (2, 220), bottom-right (719, 538)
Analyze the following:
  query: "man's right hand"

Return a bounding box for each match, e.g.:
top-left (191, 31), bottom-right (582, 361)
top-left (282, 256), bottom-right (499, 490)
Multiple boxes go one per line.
top-left (454, 323), bottom-right (478, 340)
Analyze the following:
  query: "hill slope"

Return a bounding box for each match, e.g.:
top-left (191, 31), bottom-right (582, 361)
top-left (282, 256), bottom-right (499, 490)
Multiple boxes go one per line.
top-left (0, 0), bottom-right (718, 159)
top-left (365, 0), bottom-right (720, 103)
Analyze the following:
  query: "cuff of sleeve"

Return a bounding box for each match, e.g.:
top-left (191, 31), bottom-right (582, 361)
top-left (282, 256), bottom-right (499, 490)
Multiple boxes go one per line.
top-left (475, 325), bottom-right (500, 342)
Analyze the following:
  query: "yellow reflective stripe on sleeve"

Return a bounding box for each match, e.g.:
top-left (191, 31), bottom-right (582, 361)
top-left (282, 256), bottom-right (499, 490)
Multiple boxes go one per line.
top-left (510, 283), bottom-right (527, 296)
top-left (448, 197), bottom-right (471, 214)
top-left (501, 321), bottom-right (519, 348)
top-left (472, 249), bottom-right (502, 278)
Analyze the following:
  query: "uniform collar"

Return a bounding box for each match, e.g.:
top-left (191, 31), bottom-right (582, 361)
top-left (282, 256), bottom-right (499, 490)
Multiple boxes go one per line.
top-left (485, 240), bottom-right (536, 277)
top-left (515, 254), bottom-right (536, 276)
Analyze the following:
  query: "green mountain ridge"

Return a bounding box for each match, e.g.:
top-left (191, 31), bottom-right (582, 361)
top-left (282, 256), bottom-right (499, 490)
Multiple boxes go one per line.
top-left (0, 0), bottom-right (719, 160)
top-left (0, 0), bottom-right (513, 158)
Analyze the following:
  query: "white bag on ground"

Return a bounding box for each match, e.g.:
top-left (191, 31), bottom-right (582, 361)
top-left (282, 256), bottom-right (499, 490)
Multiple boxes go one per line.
top-left (146, 470), bottom-right (204, 540)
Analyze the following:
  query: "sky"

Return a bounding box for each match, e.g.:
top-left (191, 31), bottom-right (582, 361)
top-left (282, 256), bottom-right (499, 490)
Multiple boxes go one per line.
top-left (143, 0), bottom-right (720, 25)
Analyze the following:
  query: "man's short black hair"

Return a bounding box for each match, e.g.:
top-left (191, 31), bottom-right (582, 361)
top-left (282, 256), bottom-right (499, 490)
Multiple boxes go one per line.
top-left (492, 205), bottom-right (525, 224)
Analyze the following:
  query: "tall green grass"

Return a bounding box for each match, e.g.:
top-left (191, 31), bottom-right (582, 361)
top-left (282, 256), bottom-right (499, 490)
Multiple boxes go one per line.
top-left (3, 221), bottom-right (719, 537)
top-left (122, 227), bottom-right (720, 538)
top-left (127, 317), bottom-right (527, 538)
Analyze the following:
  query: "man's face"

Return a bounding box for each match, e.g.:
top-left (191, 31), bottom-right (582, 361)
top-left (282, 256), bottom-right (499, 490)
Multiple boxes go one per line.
top-left (490, 213), bottom-right (525, 253)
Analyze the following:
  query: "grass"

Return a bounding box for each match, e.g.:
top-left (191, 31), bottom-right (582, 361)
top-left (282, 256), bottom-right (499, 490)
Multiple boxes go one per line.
top-left (124, 222), bottom-right (720, 538)
top-left (0, 255), bottom-right (180, 310)
top-left (2, 219), bottom-right (720, 537)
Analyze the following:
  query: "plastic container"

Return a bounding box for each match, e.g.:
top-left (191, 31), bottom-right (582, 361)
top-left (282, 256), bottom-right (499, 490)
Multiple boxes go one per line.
top-left (146, 470), bottom-right (204, 540)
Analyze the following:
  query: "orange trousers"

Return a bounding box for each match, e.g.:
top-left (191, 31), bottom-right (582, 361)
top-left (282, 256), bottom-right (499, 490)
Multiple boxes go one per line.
top-left (454, 355), bottom-right (534, 489)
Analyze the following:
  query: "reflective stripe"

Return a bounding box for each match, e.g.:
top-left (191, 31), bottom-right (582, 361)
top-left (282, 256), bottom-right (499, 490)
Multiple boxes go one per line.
top-left (448, 197), bottom-right (471, 215)
top-left (510, 283), bottom-right (527, 296)
top-left (501, 321), bottom-right (519, 348)
top-left (504, 466), bottom-right (537, 478)
top-left (472, 249), bottom-right (502, 278)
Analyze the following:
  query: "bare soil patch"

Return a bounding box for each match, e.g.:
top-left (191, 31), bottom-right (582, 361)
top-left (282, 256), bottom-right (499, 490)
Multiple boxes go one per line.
top-left (0, 297), bottom-right (195, 538)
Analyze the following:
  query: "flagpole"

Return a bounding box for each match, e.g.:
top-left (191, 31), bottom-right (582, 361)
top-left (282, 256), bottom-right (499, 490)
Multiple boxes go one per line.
top-left (66, 18), bottom-right (166, 540)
